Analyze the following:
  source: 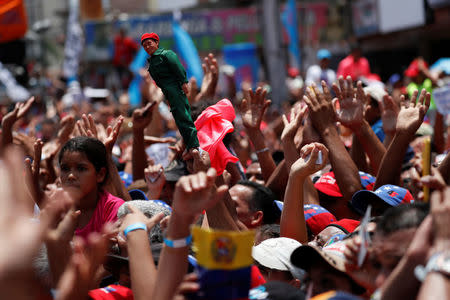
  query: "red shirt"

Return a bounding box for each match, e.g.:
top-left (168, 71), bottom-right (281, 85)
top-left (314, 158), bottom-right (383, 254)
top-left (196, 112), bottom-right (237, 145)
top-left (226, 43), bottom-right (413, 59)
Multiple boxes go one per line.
top-left (337, 55), bottom-right (371, 81)
top-left (113, 36), bottom-right (138, 67)
top-left (75, 191), bottom-right (125, 239)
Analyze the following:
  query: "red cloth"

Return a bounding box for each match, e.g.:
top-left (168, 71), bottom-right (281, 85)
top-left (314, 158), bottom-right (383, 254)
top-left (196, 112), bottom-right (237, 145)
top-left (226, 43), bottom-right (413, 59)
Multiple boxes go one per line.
top-left (337, 55), bottom-right (371, 81)
top-left (88, 284), bottom-right (134, 300)
top-left (75, 191), bottom-right (124, 239)
top-left (113, 36), bottom-right (138, 67)
top-left (194, 99), bottom-right (239, 175)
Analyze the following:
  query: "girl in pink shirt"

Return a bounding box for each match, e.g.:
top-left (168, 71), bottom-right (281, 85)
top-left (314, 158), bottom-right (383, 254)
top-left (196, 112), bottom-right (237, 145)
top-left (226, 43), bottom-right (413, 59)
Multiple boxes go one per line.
top-left (58, 136), bottom-right (125, 239)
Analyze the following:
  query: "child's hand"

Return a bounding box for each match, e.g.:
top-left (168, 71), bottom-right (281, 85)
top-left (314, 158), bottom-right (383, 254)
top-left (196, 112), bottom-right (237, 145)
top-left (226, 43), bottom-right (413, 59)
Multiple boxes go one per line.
top-left (290, 142), bottom-right (328, 179)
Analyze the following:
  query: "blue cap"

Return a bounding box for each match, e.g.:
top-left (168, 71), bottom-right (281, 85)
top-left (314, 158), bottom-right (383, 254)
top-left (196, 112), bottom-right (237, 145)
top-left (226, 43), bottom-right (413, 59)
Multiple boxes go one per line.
top-left (317, 49), bottom-right (331, 60)
top-left (129, 189), bottom-right (148, 200)
top-left (351, 184), bottom-right (414, 215)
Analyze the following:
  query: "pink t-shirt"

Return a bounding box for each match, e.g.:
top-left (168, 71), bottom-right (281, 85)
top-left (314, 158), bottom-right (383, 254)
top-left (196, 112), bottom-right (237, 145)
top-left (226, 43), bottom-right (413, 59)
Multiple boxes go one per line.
top-left (75, 191), bottom-right (125, 239)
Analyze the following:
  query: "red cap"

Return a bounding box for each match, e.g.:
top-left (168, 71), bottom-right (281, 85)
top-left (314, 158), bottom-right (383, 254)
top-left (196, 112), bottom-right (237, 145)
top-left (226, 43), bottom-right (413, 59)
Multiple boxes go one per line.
top-left (327, 219), bottom-right (360, 234)
top-left (141, 32), bottom-right (159, 45)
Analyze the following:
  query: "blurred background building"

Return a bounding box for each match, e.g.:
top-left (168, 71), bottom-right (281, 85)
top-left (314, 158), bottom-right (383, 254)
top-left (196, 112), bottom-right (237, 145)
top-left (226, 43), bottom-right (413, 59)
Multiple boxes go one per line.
top-left (1, 0), bottom-right (450, 103)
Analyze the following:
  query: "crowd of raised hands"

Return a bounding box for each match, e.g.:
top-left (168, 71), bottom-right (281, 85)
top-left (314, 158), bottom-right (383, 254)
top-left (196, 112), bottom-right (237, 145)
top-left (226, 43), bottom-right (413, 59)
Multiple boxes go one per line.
top-left (0, 49), bottom-right (449, 300)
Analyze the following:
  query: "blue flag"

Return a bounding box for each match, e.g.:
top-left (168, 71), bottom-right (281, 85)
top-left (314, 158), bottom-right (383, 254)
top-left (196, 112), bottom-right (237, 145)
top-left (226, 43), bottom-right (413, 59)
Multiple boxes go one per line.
top-left (172, 19), bottom-right (203, 86)
top-left (128, 47), bottom-right (149, 107)
top-left (281, 0), bottom-right (301, 69)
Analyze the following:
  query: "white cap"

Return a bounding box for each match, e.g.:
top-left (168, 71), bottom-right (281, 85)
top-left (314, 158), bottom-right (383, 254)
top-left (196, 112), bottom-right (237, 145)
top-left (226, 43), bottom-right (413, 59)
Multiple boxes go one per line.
top-left (252, 237), bottom-right (304, 279)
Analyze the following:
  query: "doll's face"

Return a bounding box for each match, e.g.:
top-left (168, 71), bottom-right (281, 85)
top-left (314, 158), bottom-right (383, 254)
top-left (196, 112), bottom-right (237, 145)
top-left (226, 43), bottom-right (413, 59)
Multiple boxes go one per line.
top-left (142, 39), bottom-right (159, 55)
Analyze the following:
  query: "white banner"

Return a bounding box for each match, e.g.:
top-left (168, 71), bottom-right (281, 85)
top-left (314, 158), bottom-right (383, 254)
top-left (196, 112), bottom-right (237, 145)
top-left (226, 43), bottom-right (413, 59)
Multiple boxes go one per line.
top-left (63, 0), bottom-right (84, 79)
top-left (0, 62), bottom-right (30, 102)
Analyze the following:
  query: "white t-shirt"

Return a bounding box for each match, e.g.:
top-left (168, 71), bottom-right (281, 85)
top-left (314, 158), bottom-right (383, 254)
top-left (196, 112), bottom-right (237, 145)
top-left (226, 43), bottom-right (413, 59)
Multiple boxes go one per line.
top-left (305, 65), bottom-right (336, 89)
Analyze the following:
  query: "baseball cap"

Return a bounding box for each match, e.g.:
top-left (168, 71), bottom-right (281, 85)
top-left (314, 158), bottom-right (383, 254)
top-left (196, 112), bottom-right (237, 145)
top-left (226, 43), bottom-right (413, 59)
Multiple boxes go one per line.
top-left (291, 241), bottom-right (365, 295)
top-left (317, 49), bottom-right (331, 60)
top-left (249, 281), bottom-right (305, 300)
top-left (326, 219), bottom-right (360, 235)
top-left (252, 237), bottom-right (304, 279)
top-left (141, 32), bottom-right (159, 45)
top-left (315, 171), bottom-right (376, 198)
top-left (291, 242), bottom-right (348, 274)
top-left (350, 184), bottom-right (414, 215)
top-left (304, 204), bottom-right (337, 236)
top-left (310, 291), bottom-right (363, 300)
top-left (128, 189), bottom-right (148, 200)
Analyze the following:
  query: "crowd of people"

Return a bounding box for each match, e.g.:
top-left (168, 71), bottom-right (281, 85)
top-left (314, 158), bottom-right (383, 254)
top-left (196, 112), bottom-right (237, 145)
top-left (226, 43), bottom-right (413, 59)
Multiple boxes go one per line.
top-left (0, 30), bottom-right (449, 300)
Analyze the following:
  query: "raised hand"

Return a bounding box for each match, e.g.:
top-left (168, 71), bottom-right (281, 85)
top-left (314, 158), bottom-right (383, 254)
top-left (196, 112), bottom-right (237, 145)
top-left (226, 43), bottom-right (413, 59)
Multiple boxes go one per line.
top-left (1, 96), bottom-right (35, 128)
top-left (145, 164), bottom-right (166, 200)
top-left (396, 89), bottom-right (430, 136)
top-left (380, 94), bottom-right (399, 135)
top-left (187, 77), bottom-right (199, 104)
top-left (132, 102), bottom-right (156, 131)
top-left (24, 139), bottom-right (44, 204)
top-left (42, 115), bottom-right (76, 160)
top-left (240, 87), bottom-right (271, 132)
top-left (290, 142), bottom-right (328, 179)
top-left (303, 81), bottom-right (336, 134)
top-left (104, 116), bottom-right (124, 154)
top-left (333, 76), bottom-right (366, 130)
top-left (281, 105), bottom-right (308, 142)
top-left (1, 97), bottom-right (35, 151)
top-left (184, 148), bottom-right (211, 174)
top-left (172, 168), bottom-right (228, 219)
top-left (199, 53), bottom-right (219, 99)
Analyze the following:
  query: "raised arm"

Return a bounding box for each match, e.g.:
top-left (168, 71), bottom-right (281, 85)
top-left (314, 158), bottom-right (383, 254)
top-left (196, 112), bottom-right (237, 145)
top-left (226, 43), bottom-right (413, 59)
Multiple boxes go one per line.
top-left (152, 168), bottom-right (227, 300)
top-left (120, 204), bottom-right (165, 300)
top-left (374, 89), bottom-right (430, 189)
top-left (281, 143), bottom-right (328, 244)
top-left (379, 94), bottom-right (399, 148)
top-left (333, 77), bottom-right (386, 174)
top-left (304, 81), bottom-right (362, 217)
top-left (240, 87), bottom-right (276, 182)
top-left (1, 96), bottom-right (34, 154)
top-left (132, 102), bottom-right (156, 181)
top-left (195, 53), bottom-right (219, 102)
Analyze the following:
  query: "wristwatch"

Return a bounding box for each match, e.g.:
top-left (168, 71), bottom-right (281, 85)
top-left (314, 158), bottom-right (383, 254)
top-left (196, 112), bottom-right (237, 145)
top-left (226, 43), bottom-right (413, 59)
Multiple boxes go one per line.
top-left (415, 252), bottom-right (450, 281)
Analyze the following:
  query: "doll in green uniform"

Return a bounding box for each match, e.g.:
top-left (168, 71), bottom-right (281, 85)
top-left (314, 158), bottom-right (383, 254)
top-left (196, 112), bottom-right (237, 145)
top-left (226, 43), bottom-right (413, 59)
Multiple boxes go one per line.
top-left (140, 32), bottom-right (199, 150)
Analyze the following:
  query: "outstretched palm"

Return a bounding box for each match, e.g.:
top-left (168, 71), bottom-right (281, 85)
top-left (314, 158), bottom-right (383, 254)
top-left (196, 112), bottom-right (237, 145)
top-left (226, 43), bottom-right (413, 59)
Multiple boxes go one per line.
top-left (240, 87), bottom-right (271, 131)
top-left (333, 76), bottom-right (365, 130)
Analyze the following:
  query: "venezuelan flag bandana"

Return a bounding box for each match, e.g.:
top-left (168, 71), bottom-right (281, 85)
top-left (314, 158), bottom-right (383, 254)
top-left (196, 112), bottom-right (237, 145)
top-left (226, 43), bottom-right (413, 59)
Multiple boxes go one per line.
top-left (192, 226), bottom-right (255, 300)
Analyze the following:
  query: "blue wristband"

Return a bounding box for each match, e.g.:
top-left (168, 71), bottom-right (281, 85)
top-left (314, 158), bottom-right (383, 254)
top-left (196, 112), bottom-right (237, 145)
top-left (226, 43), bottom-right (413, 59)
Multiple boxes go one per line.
top-left (124, 222), bottom-right (147, 237)
top-left (163, 235), bottom-right (192, 248)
